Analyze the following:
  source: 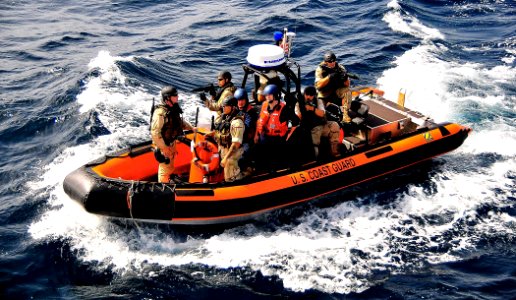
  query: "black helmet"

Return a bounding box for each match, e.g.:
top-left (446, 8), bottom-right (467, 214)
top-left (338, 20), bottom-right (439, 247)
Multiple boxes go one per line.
top-left (323, 51), bottom-right (337, 62)
top-left (303, 86), bottom-right (317, 96)
top-left (222, 95), bottom-right (237, 107)
top-left (161, 86), bottom-right (178, 101)
top-left (217, 70), bottom-right (232, 81)
top-left (234, 88), bottom-right (248, 101)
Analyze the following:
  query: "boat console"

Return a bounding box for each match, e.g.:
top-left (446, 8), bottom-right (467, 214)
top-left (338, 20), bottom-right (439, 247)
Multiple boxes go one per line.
top-left (362, 99), bottom-right (411, 144)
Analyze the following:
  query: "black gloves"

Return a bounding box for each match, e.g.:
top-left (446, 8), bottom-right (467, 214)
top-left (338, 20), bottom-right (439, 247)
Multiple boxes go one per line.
top-left (208, 84), bottom-right (216, 97)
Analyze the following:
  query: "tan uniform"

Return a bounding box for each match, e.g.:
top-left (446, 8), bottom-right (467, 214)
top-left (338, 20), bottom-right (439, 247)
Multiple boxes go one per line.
top-left (151, 106), bottom-right (192, 183)
top-left (206, 85), bottom-right (236, 124)
top-left (315, 62), bottom-right (352, 122)
top-left (295, 99), bottom-right (340, 158)
top-left (311, 122), bottom-right (340, 158)
top-left (218, 117), bottom-right (245, 182)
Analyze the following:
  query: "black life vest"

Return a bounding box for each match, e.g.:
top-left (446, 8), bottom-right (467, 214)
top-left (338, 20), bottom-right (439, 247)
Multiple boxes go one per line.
top-left (303, 101), bottom-right (326, 129)
top-left (158, 104), bottom-right (184, 145)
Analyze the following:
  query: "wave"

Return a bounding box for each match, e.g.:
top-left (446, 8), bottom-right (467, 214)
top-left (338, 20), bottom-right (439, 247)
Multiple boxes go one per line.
top-left (383, 0), bottom-right (444, 41)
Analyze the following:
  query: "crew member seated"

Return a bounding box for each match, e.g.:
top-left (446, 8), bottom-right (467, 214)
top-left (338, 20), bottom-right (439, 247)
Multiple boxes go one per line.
top-left (296, 86), bottom-right (340, 159)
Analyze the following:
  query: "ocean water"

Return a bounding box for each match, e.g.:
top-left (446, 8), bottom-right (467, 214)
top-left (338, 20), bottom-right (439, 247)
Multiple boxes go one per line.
top-left (1, 0), bottom-right (515, 298)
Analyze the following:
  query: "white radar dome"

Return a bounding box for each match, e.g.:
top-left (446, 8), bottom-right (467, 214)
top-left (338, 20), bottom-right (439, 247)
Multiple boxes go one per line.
top-left (246, 44), bottom-right (286, 68)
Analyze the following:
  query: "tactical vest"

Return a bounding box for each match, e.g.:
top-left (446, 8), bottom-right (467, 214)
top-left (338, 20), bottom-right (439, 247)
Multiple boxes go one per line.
top-left (158, 104), bottom-right (184, 145)
top-left (318, 64), bottom-right (340, 92)
top-left (303, 101), bottom-right (326, 129)
top-left (215, 82), bottom-right (236, 102)
top-left (216, 114), bottom-right (244, 148)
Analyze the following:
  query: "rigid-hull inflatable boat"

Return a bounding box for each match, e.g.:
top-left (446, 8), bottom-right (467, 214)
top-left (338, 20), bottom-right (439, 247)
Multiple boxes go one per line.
top-left (63, 43), bottom-right (471, 225)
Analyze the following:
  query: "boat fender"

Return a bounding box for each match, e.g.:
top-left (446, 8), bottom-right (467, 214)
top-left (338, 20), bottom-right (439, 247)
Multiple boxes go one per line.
top-left (193, 140), bottom-right (220, 173)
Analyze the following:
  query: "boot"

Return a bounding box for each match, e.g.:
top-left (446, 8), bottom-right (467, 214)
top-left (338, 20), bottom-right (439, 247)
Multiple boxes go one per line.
top-left (341, 105), bottom-right (351, 123)
top-left (341, 90), bottom-right (352, 123)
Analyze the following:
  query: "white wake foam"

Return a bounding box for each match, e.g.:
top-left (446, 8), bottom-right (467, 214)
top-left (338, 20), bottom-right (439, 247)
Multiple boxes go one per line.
top-left (29, 153), bottom-right (516, 294)
top-left (384, 0), bottom-right (444, 41)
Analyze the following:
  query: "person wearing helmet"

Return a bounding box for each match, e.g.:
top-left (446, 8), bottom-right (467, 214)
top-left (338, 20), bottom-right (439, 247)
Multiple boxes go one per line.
top-left (211, 96), bottom-right (245, 182)
top-left (255, 84), bottom-right (289, 143)
top-left (254, 70), bottom-right (281, 103)
top-left (251, 84), bottom-right (291, 171)
top-left (201, 70), bottom-right (236, 125)
top-left (151, 86), bottom-right (193, 183)
top-left (314, 51), bottom-right (353, 123)
top-left (234, 88), bottom-right (259, 175)
top-left (295, 86), bottom-right (340, 159)
top-left (234, 88), bottom-right (258, 143)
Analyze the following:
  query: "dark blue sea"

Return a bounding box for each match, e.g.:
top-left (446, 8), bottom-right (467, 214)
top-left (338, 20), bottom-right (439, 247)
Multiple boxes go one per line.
top-left (1, 0), bottom-right (515, 298)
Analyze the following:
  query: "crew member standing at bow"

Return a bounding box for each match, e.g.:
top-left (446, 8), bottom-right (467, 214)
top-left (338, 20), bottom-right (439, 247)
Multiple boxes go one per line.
top-left (151, 86), bottom-right (193, 183)
top-left (201, 70), bottom-right (236, 125)
top-left (315, 51), bottom-right (356, 123)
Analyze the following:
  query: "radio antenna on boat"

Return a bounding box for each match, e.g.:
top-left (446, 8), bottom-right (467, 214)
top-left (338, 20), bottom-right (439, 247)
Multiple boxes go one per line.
top-left (280, 27), bottom-right (296, 58)
top-left (149, 97), bottom-right (155, 131)
top-left (194, 107), bottom-right (199, 127)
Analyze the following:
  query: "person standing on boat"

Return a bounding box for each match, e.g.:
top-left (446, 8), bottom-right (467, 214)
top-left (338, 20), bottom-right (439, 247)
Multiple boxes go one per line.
top-left (234, 88), bottom-right (258, 173)
top-left (201, 70), bottom-right (236, 125)
top-left (212, 96), bottom-right (245, 182)
top-left (253, 84), bottom-right (290, 170)
top-left (296, 86), bottom-right (340, 159)
top-left (314, 51), bottom-right (353, 123)
top-left (235, 88), bottom-right (258, 148)
top-left (151, 86), bottom-right (193, 183)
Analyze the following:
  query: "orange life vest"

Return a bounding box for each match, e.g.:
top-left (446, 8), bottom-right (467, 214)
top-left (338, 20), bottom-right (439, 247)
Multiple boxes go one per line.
top-left (256, 101), bottom-right (288, 137)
